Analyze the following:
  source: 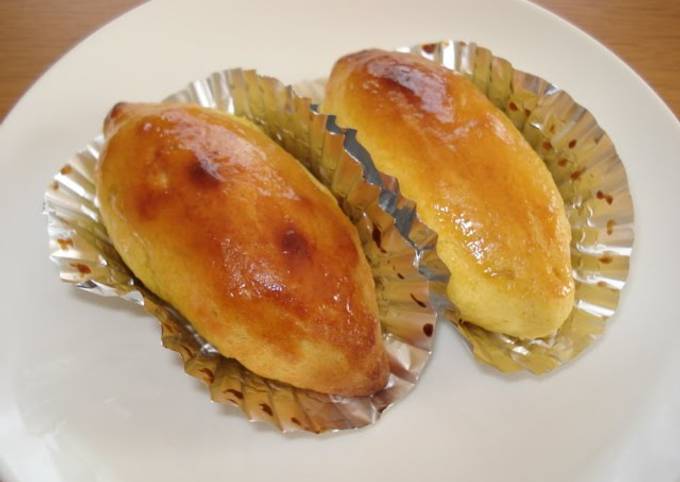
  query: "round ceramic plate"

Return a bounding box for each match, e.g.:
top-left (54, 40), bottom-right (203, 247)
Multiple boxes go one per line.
top-left (1, 1), bottom-right (679, 481)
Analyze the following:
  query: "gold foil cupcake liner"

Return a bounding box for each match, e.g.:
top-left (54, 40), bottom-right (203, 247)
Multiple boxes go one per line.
top-left (295, 39), bottom-right (634, 374)
top-left (44, 70), bottom-right (451, 433)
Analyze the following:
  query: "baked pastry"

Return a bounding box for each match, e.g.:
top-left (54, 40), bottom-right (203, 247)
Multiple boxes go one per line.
top-left (96, 102), bottom-right (389, 396)
top-left (324, 50), bottom-right (574, 339)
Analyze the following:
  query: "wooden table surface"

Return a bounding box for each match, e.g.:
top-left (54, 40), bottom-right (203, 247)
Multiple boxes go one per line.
top-left (1, 0), bottom-right (679, 121)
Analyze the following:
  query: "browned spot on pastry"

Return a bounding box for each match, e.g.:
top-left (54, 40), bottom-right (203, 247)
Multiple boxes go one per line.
top-left (423, 323), bottom-right (434, 337)
top-left (260, 403), bottom-right (273, 416)
top-left (410, 293), bottom-right (427, 308)
top-left (596, 190), bottom-right (614, 205)
top-left (397, 272), bottom-right (405, 280)
top-left (70, 263), bottom-right (91, 274)
top-left (570, 168), bottom-right (585, 181)
top-left (109, 102), bottom-right (127, 120)
top-left (508, 101), bottom-right (518, 112)
top-left (363, 56), bottom-right (456, 124)
top-left (524, 108), bottom-right (531, 116)
top-left (606, 219), bottom-right (615, 235)
top-left (198, 368), bottom-right (214, 384)
top-left (280, 226), bottom-right (310, 259)
top-left (60, 165), bottom-right (72, 175)
top-left (56, 238), bottom-right (73, 249)
top-left (549, 125), bottom-right (556, 134)
top-left (51, 180), bottom-right (59, 190)
top-left (542, 141), bottom-right (552, 151)
top-left (187, 154), bottom-right (223, 188)
top-left (558, 158), bottom-right (568, 167)
top-left (599, 255), bottom-right (613, 264)
top-left (372, 225), bottom-right (386, 253)
top-left (135, 189), bottom-right (166, 221)
top-left (227, 399), bottom-right (237, 404)
top-left (225, 388), bottom-right (244, 400)
top-left (422, 43), bottom-right (437, 53)
top-left (597, 281), bottom-right (608, 288)
top-left (568, 139), bottom-right (577, 149)
top-left (291, 417), bottom-right (302, 426)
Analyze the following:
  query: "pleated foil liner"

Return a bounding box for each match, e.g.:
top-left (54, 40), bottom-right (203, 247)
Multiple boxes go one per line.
top-left (44, 70), bottom-right (451, 433)
top-left (295, 40), bottom-right (635, 374)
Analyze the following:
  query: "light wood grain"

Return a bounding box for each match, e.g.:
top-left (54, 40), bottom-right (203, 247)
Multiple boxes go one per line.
top-left (0, 0), bottom-right (679, 121)
top-left (536, 0), bottom-right (680, 117)
top-left (0, 0), bottom-right (141, 121)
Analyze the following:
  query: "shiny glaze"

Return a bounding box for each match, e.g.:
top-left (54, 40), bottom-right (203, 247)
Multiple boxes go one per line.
top-left (98, 103), bottom-right (386, 394)
top-left (325, 50), bottom-right (573, 300)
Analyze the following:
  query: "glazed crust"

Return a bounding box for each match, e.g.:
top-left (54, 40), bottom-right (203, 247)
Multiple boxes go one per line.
top-left (96, 102), bottom-right (388, 396)
top-left (324, 50), bottom-right (574, 339)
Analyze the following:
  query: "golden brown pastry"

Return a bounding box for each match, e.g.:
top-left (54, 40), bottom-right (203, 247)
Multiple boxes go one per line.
top-left (96, 102), bottom-right (389, 396)
top-left (324, 50), bottom-right (574, 339)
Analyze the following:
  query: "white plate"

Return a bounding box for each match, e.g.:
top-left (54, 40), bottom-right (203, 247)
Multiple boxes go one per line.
top-left (1, 1), bottom-right (679, 481)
